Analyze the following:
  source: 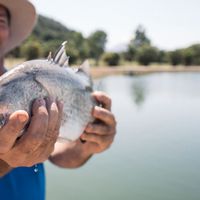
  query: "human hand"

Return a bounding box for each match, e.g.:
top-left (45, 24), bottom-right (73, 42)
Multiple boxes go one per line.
top-left (80, 91), bottom-right (117, 154)
top-left (0, 97), bottom-right (63, 167)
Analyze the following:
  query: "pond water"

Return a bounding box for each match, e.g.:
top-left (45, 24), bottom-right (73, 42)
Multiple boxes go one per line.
top-left (45, 73), bottom-right (200, 200)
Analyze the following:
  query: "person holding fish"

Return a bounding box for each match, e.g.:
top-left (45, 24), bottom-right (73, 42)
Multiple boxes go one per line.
top-left (0, 0), bottom-right (116, 200)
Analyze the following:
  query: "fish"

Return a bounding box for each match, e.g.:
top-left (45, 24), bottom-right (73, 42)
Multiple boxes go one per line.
top-left (0, 41), bottom-right (96, 142)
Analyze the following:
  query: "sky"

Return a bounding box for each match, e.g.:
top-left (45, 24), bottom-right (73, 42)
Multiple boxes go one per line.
top-left (31, 0), bottom-right (200, 51)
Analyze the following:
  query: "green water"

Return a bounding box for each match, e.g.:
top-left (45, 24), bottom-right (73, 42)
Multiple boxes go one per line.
top-left (45, 73), bottom-right (200, 200)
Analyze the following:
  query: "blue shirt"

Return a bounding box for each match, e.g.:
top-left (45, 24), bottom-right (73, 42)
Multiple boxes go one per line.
top-left (0, 164), bottom-right (45, 200)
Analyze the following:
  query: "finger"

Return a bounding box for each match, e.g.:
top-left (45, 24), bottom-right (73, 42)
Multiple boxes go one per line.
top-left (0, 111), bottom-right (29, 153)
top-left (92, 106), bottom-right (116, 127)
top-left (92, 91), bottom-right (112, 111)
top-left (41, 100), bottom-right (63, 149)
top-left (14, 98), bottom-right (48, 154)
top-left (85, 123), bottom-right (113, 136)
top-left (81, 132), bottom-right (113, 145)
top-left (45, 97), bottom-right (59, 141)
top-left (40, 99), bottom-right (64, 157)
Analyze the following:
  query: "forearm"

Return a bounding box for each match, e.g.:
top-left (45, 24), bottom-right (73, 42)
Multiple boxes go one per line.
top-left (49, 140), bottom-right (93, 168)
top-left (0, 159), bottom-right (12, 177)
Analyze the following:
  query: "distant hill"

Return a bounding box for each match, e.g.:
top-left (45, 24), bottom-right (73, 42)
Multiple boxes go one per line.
top-left (33, 15), bottom-right (72, 42)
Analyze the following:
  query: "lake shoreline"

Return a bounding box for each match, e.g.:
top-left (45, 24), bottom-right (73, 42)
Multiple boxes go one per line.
top-left (90, 65), bottom-right (200, 78)
top-left (5, 58), bottom-right (200, 79)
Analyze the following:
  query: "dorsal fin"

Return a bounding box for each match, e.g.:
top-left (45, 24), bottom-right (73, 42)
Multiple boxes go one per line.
top-left (76, 60), bottom-right (93, 90)
top-left (47, 52), bottom-right (52, 61)
top-left (53, 41), bottom-right (69, 67)
top-left (63, 56), bottom-right (70, 66)
top-left (80, 60), bottom-right (90, 75)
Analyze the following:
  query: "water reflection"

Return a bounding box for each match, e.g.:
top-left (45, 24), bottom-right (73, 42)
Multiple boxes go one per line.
top-left (131, 78), bottom-right (148, 107)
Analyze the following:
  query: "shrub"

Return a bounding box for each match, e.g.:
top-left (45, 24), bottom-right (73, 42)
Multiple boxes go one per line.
top-left (182, 48), bottom-right (194, 66)
top-left (168, 50), bottom-right (183, 66)
top-left (124, 45), bottom-right (137, 61)
top-left (102, 52), bottom-right (120, 66)
top-left (186, 44), bottom-right (200, 65)
top-left (21, 41), bottom-right (43, 60)
top-left (136, 45), bottom-right (158, 66)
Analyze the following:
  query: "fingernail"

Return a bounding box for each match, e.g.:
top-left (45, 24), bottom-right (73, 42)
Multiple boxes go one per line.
top-left (80, 134), bottom-right (85, 139)
top-left (58, 100), bottom-right (64, 109)
top-left (18, 114), bottom-right (28, 123)
top-left (93, 106), bottom-right (100, 114)
top-left (37, 98), bottom-right (45, 106)
top-left (80, 138), bottom-right (86, 144)
top-left (48, 96), bottom-right (54, 102)
top-left (95, 106), bottom-right (100, 110)
top-left (51, 102), bottom-right (57, 109)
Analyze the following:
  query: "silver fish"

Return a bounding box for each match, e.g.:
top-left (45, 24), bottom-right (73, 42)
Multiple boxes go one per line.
top-left (0, 41), bottom-right (96, 142)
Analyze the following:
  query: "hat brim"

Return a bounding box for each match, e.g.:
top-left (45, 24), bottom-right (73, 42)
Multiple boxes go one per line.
top-left (0, 0), bottom-right (36, 55)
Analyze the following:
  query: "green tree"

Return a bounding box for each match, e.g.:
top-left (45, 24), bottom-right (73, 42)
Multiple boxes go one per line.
top-left (87, 30), bottom-right (107, 65)
top-left (70, 32), bottom-right (90, 60)
top-left (157, 50), bottom-right (167, 63)
top-left (124, 25), bottom-right (151, 62)
top-left (136, 45), bottom-right (158, 66)
top-left (102, 52), bottom-right (120, 66)
top-left (182, 48), bottom-right (193, 66)
top-left (124, 45), bottom-right (137, 61)
top-left (168, 50), bottom-right (183, 66)
top-left (186, 44), bottom-right (200, 65)
top-left (130, 25), bottom-right (151, 48)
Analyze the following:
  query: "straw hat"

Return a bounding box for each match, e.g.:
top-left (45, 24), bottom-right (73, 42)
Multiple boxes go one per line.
top-left (0, 0), bottom-right (37, 55)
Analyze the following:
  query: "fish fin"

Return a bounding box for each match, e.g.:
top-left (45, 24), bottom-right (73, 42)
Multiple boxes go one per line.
top-left (47, 52), bottom-right (52, 61)
top-left (63, 56), bottom-right (70, 66)
top-left (53, 41), bottom-right (70, 67)
top-left (76, 60), bottom-right (93, 90)
top-left (80, 60), bottom-right (90, 75)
